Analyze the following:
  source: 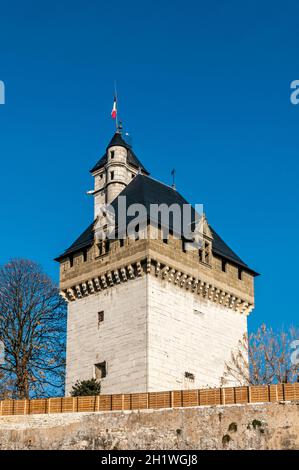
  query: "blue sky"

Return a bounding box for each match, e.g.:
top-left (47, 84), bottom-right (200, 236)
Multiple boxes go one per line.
top-left (0, 0), bottom-right (298, 332)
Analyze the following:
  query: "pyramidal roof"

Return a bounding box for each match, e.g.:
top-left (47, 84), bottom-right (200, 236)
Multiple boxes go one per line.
top-left (90, 132), bottom-right (150, 175)
top-left (55, 174), bottom-right (258, 275)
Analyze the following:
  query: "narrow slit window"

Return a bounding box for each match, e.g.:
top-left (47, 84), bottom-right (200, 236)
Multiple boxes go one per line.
top-left (98, 311), bottom-right (104, 327)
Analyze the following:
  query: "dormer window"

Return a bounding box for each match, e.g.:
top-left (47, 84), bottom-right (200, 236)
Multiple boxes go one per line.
top-left (199, 240), bottom-right (211, 265)
top-left (203, 241), bottom-right (211, 264)
top-left (110, 150), bottom-right (115, 159)
top-left (98, 240), bottom-right (110, 256)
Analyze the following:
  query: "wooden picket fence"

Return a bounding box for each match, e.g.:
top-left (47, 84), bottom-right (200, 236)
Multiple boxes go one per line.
top-left (0, 383), bottom-right (299, 417)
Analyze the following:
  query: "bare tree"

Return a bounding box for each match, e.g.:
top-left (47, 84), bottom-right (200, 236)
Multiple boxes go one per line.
top-left (221, 324), bottom-right (299, 386)
top-left (0, 259), bottom-right (66, 399)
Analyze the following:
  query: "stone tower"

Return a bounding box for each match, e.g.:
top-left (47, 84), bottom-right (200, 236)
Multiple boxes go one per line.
top-left (56, 131), bottom-right (258, 395)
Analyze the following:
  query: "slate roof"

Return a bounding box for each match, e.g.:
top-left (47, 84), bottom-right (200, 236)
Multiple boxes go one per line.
top-left (55, 174), bottom-right (258, 276)
top-left (90, 132), bottom-right (150, 175)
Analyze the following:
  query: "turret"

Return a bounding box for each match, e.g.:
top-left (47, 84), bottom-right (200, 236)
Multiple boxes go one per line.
top-left (90, 131), bottom-right (149, 218)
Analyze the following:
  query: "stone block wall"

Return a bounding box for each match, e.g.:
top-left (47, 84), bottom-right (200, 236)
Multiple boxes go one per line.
top-left (147, 276), bottom-right (247, 390)
top-left (66, 276), bottom-right (147, 395)
top-left (0, 402), bottom-right (298, 450)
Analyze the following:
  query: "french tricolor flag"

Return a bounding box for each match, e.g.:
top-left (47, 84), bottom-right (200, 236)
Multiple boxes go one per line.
top-left (111, 97), bottom-right (117, 119)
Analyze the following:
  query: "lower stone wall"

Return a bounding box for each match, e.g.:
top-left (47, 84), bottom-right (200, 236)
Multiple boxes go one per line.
top-left (0, 401), bottom-right (298, 450)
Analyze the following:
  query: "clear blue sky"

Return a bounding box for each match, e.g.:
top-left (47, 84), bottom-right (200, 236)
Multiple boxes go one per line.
top-left (0, 1), bottom-right (298, 332)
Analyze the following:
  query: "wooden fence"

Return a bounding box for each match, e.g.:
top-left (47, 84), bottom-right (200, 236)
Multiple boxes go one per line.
top-left (0, 383), bottom-right (299, 417)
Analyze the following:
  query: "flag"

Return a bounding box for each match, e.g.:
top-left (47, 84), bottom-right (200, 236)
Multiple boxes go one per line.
top-left (111, 97), bottom-right (117, 119)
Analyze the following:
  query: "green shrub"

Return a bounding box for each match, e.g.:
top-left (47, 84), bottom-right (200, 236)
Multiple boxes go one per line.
top-left (70, 378), bottom-right (101, 397)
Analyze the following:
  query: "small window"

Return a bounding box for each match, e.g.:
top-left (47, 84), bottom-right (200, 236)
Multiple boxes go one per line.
top-left (119, 238), bottom-right (125, 247)
top-left (110, 171), bottom-right (114, 180)
top-left (98, 311), bottom-right (104, 327)
top-left (131, 173), bottom-right (134, 179)
top-left (95, 361), bottom-right (107, 380)
top-left (83, 249), bottom-right (87, 262)
top-left (238, 268), bottom-right (243, 280)
top-left (69, 255), bottom-right (74, 268)
top-left (110, 150), bottom-right (115, 159)
top-left (163, 238), bottom-right (168, 244)
top-left (99, 174), bottom-right (103, 179)
top-left (184, 371), bottom-right (195, 381)
top-left (221, 259), bottom-right (227, 272)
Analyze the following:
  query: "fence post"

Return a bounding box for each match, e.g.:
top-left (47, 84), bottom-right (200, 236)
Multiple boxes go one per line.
top-left (221, 387), bottom-right (225, 405)
top-left (72, 397), bottom-right (78, 412)
top-left (248, 386), bottom-right (251, 403)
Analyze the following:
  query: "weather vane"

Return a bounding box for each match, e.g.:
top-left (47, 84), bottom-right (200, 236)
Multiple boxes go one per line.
top-left (171, 168), bottom-right (176, 189)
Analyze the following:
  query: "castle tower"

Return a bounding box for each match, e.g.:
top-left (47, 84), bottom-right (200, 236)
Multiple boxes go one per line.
top-left (56, 131), bottom-right (258, 395)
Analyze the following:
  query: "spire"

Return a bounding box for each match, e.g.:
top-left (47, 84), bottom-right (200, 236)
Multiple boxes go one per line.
top-left (106, 131), bottom-right (130, 150)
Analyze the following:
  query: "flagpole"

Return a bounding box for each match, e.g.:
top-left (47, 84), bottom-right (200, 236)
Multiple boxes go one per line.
top-left (114, 80), bottom-right (118, 131)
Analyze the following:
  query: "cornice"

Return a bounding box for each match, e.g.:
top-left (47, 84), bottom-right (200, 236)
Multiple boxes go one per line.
top-left (60, 257), bottom-right (254, 316)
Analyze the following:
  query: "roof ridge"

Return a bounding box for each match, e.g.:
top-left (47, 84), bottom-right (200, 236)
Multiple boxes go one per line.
top-left (140, 173), bottom-right (178, 192)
